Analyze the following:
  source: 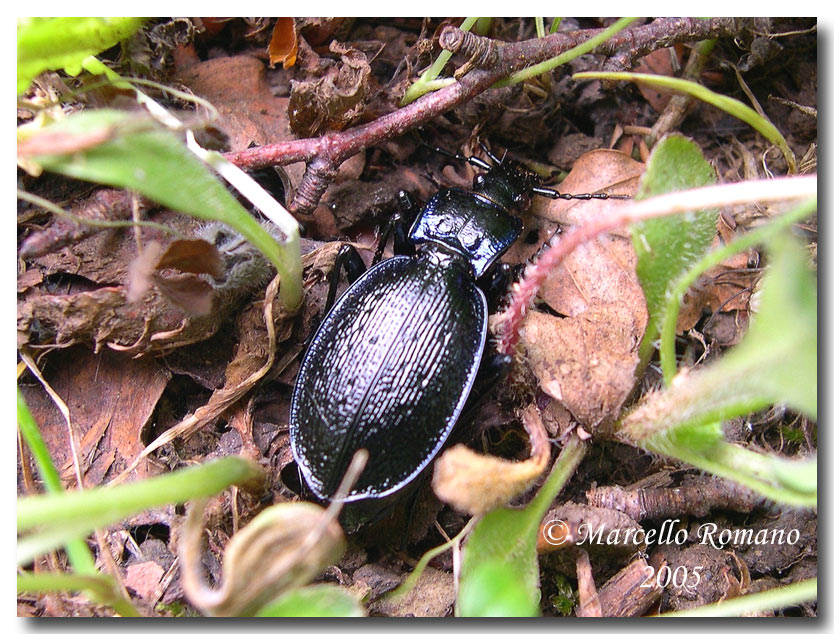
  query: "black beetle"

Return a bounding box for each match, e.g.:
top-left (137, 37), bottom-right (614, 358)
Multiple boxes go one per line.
top-left (289, 148), bottom-right (624, 512)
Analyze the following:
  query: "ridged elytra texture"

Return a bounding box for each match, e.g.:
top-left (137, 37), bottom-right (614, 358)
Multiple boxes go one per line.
top-left (290, 254), bottom-right (486, 501)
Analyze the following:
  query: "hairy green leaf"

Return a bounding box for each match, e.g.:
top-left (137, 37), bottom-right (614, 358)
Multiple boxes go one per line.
top-left (17, 17), bottom-right (145, 95)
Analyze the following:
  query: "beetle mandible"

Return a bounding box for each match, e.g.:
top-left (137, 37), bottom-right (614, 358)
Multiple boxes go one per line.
top-left (289, 147), bottom-right (625, 510)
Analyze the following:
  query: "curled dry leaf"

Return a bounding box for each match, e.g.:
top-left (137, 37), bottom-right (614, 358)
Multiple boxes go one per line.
top-left (127, 238), bottom-right (224, 317)
top-left (17, 213), bottom-right (276, 354)
top-left (288, 41), bottom-right (371, 137)
top-left (432, 404), bottom-right (550, 516)
top-left (180, 499), bottom-right (345, 616)
top-left (507, 150), bottom-right (647, 434)
top-left (268, 18), bottom-right (298, 69)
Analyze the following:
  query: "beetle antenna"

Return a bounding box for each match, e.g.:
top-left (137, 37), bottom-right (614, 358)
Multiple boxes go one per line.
top-left (532, 186), bottom-right (630, 201)
top-left (430, 144), bottom-right (492, 171)
top-left (478, 139), bottom-right (502, 165)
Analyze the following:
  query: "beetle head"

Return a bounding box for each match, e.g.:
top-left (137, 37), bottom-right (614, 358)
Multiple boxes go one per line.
top-left (472, 159), bottom-right (542, 212)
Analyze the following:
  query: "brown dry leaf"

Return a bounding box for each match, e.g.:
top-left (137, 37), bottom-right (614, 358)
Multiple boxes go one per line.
top-left (18, 347), bottom-right (170, 486)
top-left (268, 18), bottom-right (298, 69)
top-left (372, 567), bottom-right (455, 617)
top-left (432, 404), bottom-right (550, 515)
top-left (177, 55), bottom-right (298, 156)
top-left (156, 239), bottom-right (224, 277)
top-left (180, 499), bottom-right (345, 616)
top-left (151, 274), bottom-right (216, 317)
top-left (508, 151), bottom-right (647, 434)
top-left (521, 306), bottom-right (643, 432)
top-left (677, 250), bottom-right (754, 332)
top-left (296, 18), bottom-right (353, 46)
top-left (632, 46), bottom-right (685, 112)
top-left (124, 561), bottom-right (165, 602)
top-left (115, 242), bottom-right (344, 485)
top-left (288, 41), bottom-right (371, 137)
top-left (18, 211), bottom-right (234, 354)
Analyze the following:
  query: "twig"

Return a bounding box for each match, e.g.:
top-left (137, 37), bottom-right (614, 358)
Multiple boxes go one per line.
top-left (224, 18), bottom-right (746, 214)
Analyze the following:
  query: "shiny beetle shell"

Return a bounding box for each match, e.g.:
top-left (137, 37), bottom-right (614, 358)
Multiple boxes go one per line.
top-left (290, 253), bottom-right (487, 502)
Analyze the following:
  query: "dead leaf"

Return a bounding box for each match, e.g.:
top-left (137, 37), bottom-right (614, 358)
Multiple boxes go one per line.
top-left (521, 306), bottom-right (642, 432)
top-left (180, 499), bottom-right (344, 616)
top-left (432, 404), bottom-right (550, 515)
top-left (125, 561), bottom-right (165, 602)
top-left (176, 55), bottom-right (298, 155)
top-left (156, 239), bottom-right (224, 277)
top-left (268, 18), bottom-right (298, 69)
top-left (677, 249), bottom-right (754, 332)
top-left (151, 273), bottom-right (216, 317)
top-left (127, 241), bottom-right (164, 303)
top-left (288, 41), bottom-right (371, 137)
top-left (632, 46), bottom-right (685, 112)
top-left (372, 567), bottom-right (455, 617)
top-left (18, 347), bottom-right (170, 486)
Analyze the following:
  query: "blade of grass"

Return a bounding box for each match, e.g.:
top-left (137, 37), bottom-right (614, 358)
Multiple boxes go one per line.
top-left (17, 572), bottom-right (141, 616)
top-left (18, 393), bottom-right (140, 615)
top-left (18, 456), bottom-right (263, 565)
top-left (573, 71), bottom-right (797, 173)
top-left (660, 578), bottom-right (816, 616)
top-left (17, 391), bottom-right (96, 574)
top-left (400, 17), bottom-right (480, 105)
top-left (497, 17), bottom-right (638, 87)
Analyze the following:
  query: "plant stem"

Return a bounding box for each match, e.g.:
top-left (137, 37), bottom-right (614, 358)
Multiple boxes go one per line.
top-left (497, 17), bottom-right (638, 87)
top-left (17, 392), bottom-right (96, 574)
top-left (660, 578), bottom-right (816, 617)
top-left (18, 457), bottom-right (263, 565)
top-left (400, 17), bottom-right (480, 106)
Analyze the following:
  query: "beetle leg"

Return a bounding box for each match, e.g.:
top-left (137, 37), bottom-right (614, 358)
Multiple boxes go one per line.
top-left (480, 262), bottom-right (514, 311)
top-left (324, 244), bottom-right (366, 313)
top-left (372, 191), bottom-right (419, 264)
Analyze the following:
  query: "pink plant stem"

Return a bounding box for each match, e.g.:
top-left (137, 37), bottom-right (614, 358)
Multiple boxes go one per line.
top-left (497, 175), bottom-right (817, 356)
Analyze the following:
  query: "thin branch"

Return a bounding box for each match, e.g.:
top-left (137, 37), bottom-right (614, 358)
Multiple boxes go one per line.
top-left (223, 18), bottom-right (746, 214)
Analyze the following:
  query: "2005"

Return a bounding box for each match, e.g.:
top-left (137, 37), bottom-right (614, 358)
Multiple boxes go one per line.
top-left (641, 564), bottom-right (703, 592)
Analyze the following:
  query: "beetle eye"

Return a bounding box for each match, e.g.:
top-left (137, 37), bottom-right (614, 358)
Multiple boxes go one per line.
top-left (473, 174), bottom-right (486, 188)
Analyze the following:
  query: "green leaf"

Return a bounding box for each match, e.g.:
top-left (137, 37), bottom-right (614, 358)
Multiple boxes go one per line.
top-left (457, 436), bottom-right (586, 617)
top-left (630, 134), bottom-right (718, 363)
top-left (458, 510), bottom-right (540, 617)
top-left (17, 391), bottom-right (96, 574)
top-left (658, 197), bottom-right (816, 382)
top-left (617, 232), bottom-right (817, 506)
top-left (255, 585), bottom-right (365, 617)
top-left (573, 71), bottom-right (796, 172)
top-left (18, 456), bottom-right (262, 565)
top-left (17, 17), bottom-right (146, 95)
top-left (719, 232), bottom-right (817, 417)
top-left (458, 559), bottom-right (538, 617)
top-left (21, 109), bottom-right (302, 309)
